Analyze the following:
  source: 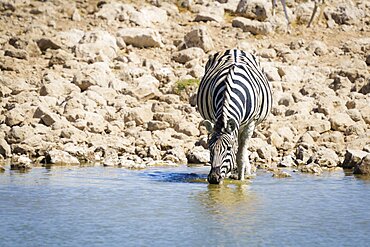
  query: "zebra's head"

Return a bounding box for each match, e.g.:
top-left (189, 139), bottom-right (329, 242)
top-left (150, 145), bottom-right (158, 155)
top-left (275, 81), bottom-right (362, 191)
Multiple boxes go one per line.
top-left (204, 119), bottom-right (238, 184)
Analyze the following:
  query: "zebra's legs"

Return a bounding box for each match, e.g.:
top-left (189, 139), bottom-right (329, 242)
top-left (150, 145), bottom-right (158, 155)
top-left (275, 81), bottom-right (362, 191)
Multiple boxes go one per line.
top-left (237, 122), bottom-right (255, 180)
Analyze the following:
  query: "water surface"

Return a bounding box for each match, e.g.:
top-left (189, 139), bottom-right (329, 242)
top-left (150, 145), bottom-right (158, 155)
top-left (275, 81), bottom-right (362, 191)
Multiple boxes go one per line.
top-left (0, 165), bottom-right (369, 247)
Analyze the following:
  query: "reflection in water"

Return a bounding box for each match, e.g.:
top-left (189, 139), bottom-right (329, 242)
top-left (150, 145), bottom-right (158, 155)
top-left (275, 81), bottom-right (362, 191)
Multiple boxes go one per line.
top-left (196, 182), bottom-right (260, 223)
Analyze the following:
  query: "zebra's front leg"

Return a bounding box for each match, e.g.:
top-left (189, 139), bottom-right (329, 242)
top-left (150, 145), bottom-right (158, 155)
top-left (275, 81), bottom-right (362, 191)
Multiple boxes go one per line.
top-left (236, 122), bottom-right (255, 180)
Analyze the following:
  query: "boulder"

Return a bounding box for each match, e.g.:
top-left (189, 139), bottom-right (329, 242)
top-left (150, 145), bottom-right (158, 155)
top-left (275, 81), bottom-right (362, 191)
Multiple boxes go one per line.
top-left (45, 150), bottom-right (80, 165)
top-left (194, 5), bottom-right (224, 23)
top-left (54, 29), bottom-right (84, 48)
top-left (353, 154), bottom-right (370, 175)
top-left (175, 120), bottom-right (200, 136)
top-left (232, 17), bottom-right (272, 35)
top-left (11, 155), bottom-right (32, 170)
top-left (124, 105), bottom-right (153, 126)
top-left (183, 26), bottom-right (214, 52)
top-left (187, 146), bottom-right (210, 164)
top-left (329, 113), bottom-right (355, 132)
top-left (6, 125), bottom-right (34, 144)
top-left (172, 47), bottom-right (205, 64)
top-left (0, 139), bottom-right (11, 158)
top-left (147, 120), bottom-right (170, 131)
top-left (271, 169), bottom-right (292, 178)
top-left (73, 62), bottom-right (115, 91)
top-left (300, 164), bottom-right (323, 174)
top-left (341, 149), bottom-right (368, 169)
top-left (117, 28), bottom-right (163, 48)
top-left (5, 107), bottom-right (26, 126)
top-left (326, 2), bottom-right (365, 25)
top-left (75, 30), bottom-right (118, 63)
top-left (278, 155), bottom-right (296, 167)
top-left (127, 75), bottom-right (161, 100)
top-left (95, 2), bottom-right (136, 21)
top-left (235, 0), bottom-right (271, 21)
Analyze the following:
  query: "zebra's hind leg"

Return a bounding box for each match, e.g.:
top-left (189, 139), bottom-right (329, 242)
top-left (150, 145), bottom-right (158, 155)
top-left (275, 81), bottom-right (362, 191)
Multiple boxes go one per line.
top-left (236, 122), bottom-right (255, 180)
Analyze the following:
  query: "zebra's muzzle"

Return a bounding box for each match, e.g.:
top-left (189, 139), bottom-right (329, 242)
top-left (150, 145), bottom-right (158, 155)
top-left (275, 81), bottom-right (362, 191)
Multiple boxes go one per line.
top-left (207, 171), bottom-right (223, 184)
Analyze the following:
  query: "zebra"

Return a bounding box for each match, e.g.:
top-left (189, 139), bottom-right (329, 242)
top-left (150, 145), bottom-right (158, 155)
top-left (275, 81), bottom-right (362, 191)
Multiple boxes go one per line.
top-left (196, 49), bottom-right (272, 184)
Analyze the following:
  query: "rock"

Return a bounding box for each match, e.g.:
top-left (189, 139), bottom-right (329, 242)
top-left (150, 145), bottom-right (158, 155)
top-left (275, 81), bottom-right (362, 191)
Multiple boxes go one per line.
top-left (95, 2), bottom-right (135, 21)
top-left (313, 147), bottom-right (340, 167)
top-left (306, 40), bottom-right (328, 56)
top-left (126, 75), bottom-right (161, 100)
top-left (172, 47), bottom-right (205, 64)
top-left (0, 139), bottom-right (11, 158)
top-left (45, 150), bottom-right (80, 165)
top-left (73, 62), bottom-right (115, 91)
top-left (232, 17), bottom-right (272, 35)
top-left (117, 28), bottom-right (163, 48)
top-left (271, 169), bottom-right (292, 178)
top-left (194, 5), bottom-right (224, 23)
top-left (353, 154), bottom-right (370, 175)
top-left (277, 65), bottom-right (304, 83)
top-left (147, 120), bottom-right (170, 131)
top-left (75, 30), bottom-right (118, 62)
top-left (124, 105), bottom-right (153, 126)
top-left (5, 107), bottom-right (26, 126)
top-left (138, 6), bottom-right (168, 24)
top-left (0, 165), bottom-right (5, 172)
top-left (308, 119), bottom-right (331, 134)
top-left (300, 164), bottom-right (323, 174)
top-left (278, 155), bottom-right (296, 167)
top-left (295, 1), bottom-right (317, 25)
top-left (48, 49), bottom-right (74, 66)
top-left (11, 155), bottom-right (32, 170)
top-left (261, 62), bottom-right (281, 81)
top-left (118, 157), bottom-right (146, 169)
top-left (329, 113), bottom-right (355, 132)
top-left (33, 106), bottom-right (60, 127)
top-left (326, 2), bottom-right (365, 25)
top-left (54, 29), bottom-right (84, 48)
top-left (6, 125), bottom-right (34, 144)
top-left (236, 0), bottom-right (271, 21)
top-left (36, 38), bottom-right (61, 52)
top-left (175, 120), bottom-right (200, 136)
top-left (164, 146), bottom-right (187, 164)
top-left (341, 149), bottom-right (368, 169)
top-left (71, 9), bottom-right (81, 21)
top-left (40, 79), bottom-right (80, 97)
top-left (187, 146), bottom-right (210, 164)
top-left (102, 148), bottom-right (119, 167)
top-left (183, 26), bottom-right (214, 52)
top-left (4, 48), bottom-right (28, 60)
top-left (153, 111), bottom-right (182, 128)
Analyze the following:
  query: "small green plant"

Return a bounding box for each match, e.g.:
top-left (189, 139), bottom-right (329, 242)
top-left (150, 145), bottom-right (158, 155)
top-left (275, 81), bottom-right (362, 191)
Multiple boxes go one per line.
top-left (174, 78), bottom-right (200, 95)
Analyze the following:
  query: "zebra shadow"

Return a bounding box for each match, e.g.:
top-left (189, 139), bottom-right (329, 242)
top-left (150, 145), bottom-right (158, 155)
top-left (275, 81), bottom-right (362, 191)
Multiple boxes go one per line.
top-left (142, 170), bottom-right (208, 183)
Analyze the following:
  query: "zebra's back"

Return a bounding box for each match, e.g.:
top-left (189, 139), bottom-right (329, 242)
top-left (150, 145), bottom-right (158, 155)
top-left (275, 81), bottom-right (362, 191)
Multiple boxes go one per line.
top-left (197, 49), bottom-right (272, 128)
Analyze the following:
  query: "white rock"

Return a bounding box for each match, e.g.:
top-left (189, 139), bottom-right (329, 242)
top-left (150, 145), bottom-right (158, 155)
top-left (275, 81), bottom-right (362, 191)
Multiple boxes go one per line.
top-left (187, 146), bottom-right (210, 164)
top-left (117, 28), bottom-right (163, 48)
top-left (46, 150), bottom-right (80, 165)
top-left (184, 26), bottom-right (214, 52)
top-left (73, 62), bottom-right (115, 90)
top-left (75, 30), bottom-right (118, 62)
top-left (194, 5), bottom-right (224, 23)
top-left (172, 47), bottom-right (205, 64)
top-left (232, 17), bottom-right (273, 35)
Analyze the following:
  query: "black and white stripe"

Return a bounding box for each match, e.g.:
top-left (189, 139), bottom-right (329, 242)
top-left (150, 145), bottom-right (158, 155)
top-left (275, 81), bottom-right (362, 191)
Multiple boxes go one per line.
top-left (196, 49), bottom-right (272, 183)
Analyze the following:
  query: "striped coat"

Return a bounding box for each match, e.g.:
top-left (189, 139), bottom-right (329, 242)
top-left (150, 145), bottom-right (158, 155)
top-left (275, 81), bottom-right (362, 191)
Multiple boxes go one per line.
top-left (196, 49), bottom-right (272, 183)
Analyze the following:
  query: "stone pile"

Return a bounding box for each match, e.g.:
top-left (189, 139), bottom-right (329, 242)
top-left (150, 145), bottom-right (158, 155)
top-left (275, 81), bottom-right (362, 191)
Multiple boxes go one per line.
top-left (0, 0), bottom-right (369, 176)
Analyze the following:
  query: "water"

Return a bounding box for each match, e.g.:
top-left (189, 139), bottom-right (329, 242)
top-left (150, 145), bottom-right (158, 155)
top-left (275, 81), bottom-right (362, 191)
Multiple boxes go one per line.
top-left (1, 165), bottom-right (370, 247)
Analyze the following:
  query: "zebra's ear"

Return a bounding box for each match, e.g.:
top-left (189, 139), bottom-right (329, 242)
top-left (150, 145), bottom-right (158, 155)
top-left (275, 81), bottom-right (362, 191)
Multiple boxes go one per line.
top-left (225, 119), bottom-right (237, 134)
top-left (202, 120), bottom-right (214, 133)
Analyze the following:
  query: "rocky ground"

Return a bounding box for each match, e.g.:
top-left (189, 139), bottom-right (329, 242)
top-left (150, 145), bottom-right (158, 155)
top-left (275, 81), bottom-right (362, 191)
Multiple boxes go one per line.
top-left (0, 0), bottom-right (369, 176)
